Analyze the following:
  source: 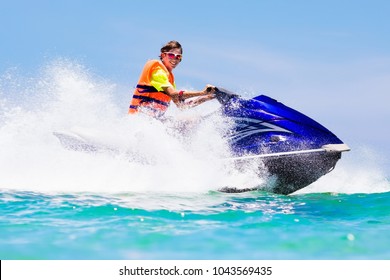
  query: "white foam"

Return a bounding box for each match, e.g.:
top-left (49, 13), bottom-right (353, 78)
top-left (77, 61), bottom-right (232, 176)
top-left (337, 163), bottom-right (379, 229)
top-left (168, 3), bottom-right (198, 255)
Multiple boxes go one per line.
top-left (0, 60), bottom-right (263, 193)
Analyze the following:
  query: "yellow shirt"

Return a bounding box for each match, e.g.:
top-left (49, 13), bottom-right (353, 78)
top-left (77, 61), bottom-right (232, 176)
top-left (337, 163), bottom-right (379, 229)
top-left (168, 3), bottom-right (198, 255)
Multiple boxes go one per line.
top-left (150, 67), bottom-right (177, 91)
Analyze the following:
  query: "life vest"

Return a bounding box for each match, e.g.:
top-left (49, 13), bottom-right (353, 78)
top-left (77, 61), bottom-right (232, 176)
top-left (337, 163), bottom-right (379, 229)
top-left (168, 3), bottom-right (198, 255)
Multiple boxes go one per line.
top-left (128, 60), bottom-right (174, 117)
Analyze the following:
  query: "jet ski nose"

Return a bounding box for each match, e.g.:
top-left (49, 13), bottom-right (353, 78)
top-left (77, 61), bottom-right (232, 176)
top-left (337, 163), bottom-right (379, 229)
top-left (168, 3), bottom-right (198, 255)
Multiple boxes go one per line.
top-left (322, 143), bottom-right (351, 153)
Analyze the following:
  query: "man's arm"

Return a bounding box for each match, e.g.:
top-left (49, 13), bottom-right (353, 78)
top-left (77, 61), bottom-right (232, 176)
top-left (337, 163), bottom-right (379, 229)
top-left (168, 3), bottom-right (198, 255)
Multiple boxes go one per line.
top-left (163, 85), bottom-right (216, 107)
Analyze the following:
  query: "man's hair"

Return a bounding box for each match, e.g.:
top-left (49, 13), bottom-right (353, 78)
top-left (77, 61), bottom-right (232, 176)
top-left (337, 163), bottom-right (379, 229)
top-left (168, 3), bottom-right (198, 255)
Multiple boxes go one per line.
top-left (160, 40), bottom-right (183, 54)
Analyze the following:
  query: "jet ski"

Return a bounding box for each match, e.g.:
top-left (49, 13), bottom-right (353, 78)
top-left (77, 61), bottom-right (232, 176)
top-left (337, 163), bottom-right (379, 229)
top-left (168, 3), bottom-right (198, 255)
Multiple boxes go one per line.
top-left (213, 87), bottom-right (350, 194)
top-left (53, 88), bottom-right (349, 195)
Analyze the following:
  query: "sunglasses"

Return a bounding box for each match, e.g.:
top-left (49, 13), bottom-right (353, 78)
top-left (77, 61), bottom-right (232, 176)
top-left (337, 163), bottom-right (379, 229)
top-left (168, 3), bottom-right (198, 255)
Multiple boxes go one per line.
top-left (164, 52), bottom-right (182, 61)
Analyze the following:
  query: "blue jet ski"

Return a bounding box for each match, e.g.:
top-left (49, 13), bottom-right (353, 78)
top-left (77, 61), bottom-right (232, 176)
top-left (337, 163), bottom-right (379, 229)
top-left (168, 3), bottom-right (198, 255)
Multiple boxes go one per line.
top-left (54, 87), bottom-right (350, 195)
top-left (214, 87), bottom-right (350, 194)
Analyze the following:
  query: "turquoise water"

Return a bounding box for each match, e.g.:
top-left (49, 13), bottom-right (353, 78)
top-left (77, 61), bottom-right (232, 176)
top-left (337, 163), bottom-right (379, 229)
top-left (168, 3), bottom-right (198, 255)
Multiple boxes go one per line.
top-left (1, 189), bottom-right (390, 260)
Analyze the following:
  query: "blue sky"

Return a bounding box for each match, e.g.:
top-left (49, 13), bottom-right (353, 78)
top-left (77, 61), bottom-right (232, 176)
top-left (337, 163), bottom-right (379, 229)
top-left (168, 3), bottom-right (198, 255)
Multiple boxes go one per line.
top-left (1, 0), bottom-right (390, 170)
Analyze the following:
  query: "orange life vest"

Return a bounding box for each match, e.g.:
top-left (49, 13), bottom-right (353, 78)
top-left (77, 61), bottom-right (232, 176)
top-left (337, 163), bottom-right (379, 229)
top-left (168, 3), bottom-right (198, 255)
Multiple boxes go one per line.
top-left (128, 60), bottom-right (174, 117)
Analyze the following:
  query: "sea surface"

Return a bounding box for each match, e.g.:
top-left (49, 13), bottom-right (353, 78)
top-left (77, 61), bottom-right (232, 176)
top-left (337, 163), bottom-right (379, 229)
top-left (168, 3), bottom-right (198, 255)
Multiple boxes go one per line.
top-left (1, 61), bottom-right (390, 260)
top-left (1, 189), bottom-right (390, 260)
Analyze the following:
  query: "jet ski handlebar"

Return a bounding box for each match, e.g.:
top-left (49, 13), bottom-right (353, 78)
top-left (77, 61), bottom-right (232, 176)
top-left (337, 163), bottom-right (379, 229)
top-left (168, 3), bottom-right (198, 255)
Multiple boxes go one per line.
top-left (212, 87), bottom-right (240, 104)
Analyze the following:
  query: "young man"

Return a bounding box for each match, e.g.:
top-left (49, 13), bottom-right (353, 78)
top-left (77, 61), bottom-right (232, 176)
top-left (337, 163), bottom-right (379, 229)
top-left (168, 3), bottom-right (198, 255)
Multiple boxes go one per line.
top-left (128, 40), bottom-right (216, 118)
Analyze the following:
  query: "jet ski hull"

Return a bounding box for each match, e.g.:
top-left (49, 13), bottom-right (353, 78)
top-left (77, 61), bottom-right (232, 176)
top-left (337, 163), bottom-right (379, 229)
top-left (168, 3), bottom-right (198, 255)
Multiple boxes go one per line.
top-left (262, 150), bottom-right (341, 194)
top-left (215, 88), bottom-right (350, 195)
